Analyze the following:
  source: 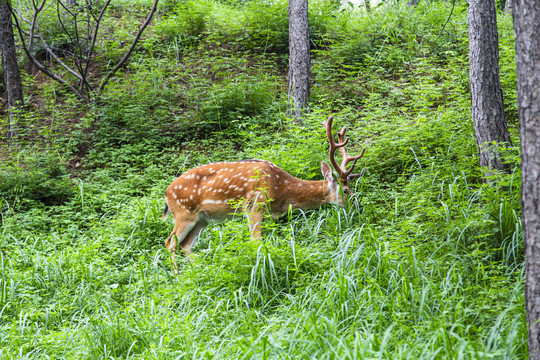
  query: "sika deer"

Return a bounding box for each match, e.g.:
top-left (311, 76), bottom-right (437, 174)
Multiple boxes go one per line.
top-left (162, 116), bottom-right (365, 269)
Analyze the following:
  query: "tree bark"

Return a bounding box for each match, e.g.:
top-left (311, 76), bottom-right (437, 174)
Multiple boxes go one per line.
top-left (0, 0), bottom-right (24, 143)
top-left (513, 0), bottom-right (540, 358)
top-left (287, 0), bottom-right (310, 123)
top-left (467, 0), bottom-right (512, 173)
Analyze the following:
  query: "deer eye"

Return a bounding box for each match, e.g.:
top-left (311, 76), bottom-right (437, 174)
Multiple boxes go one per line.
top-left (343, 189), bottom-right (350, 195)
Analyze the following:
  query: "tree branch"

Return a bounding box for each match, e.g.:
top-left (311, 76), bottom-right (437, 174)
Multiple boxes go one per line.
top-left (11, 4), bottom-right (88, 101)
top-left (97, 0), bottom-right (159, 94)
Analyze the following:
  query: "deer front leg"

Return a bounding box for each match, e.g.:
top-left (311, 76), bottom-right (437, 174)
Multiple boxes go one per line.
top-left (179, 220), bottom-right (207, 256)
top-left (247, 209), bottom-right (264, 240)
top-left (166, 214), bottom-right (198, 273)
top-left (244, 190), bottom-right (268, 240)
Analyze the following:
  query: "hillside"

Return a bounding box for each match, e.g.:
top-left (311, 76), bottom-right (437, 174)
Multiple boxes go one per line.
top-left (0, 0), bottom-right (525, 358)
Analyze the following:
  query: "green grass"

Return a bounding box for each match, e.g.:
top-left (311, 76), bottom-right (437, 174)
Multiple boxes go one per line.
top-left (0, 0), bottom-right (526, 358)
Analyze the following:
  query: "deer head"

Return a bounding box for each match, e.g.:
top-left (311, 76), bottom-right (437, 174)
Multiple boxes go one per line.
top-left (323, 115), bottom-right (366, 199)
top-left (162, 116), bottom-right (365, 272)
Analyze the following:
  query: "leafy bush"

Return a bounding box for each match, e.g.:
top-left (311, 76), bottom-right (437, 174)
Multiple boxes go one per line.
top-left (0, 153), bottom-right (75, 210)
top-left (199, 75), bottom-right (278, 131)
top-left (154, 0), bottom-right (209, 45)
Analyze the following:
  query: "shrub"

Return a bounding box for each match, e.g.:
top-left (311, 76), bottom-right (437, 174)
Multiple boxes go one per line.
top-left (153, 0), bottom-right (209, 45)
top-left (199, 75), bottom-right (278, 131)
top-left (0, 153), bottom-right (75, 210)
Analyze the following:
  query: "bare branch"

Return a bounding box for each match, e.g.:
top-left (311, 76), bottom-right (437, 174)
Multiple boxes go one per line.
top-left (82, 0), bottom-right (111, 95)
top-left (28, 0), bottom-right (46, 49)
top-left (11, 6), bottom-right (88, 101)
top-left (36, 32), bottom-right (83, 81)
top-left (11, 0), bottom-right (157, 102)
top-left (97, 0), bottom-right (159, 94)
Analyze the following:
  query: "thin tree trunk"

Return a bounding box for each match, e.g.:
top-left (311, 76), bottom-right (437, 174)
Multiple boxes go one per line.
top-left (513, 0), bottom-right (540, 358)
top-left (467, 0), bottom-right (512, 173)
top-left (288, 0), bottom-right (310, 123)
top-left (0, 0), bottom-right (24, 144)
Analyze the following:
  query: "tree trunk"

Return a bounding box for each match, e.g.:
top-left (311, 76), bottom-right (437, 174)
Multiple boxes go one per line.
top-left (513, 0), bottom-right (540, 358)
top-left (0, 0), bottom-right (24, 143)
top-left (287, 0), bottom-right (310, 123)
top-left (467, 0), bottom-right (512, 173)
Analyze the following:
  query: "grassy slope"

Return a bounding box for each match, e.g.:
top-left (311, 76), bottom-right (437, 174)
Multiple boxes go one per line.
top-left (0, 0), bottom-right (525, 358)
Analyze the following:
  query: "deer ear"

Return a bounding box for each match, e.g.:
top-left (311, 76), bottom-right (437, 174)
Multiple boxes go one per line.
top-left (321, 161), bottom-right (336, 183)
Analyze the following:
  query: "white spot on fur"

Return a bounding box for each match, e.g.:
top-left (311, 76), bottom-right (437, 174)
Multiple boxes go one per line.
top-left (202, 199), bottom-right (222, 204)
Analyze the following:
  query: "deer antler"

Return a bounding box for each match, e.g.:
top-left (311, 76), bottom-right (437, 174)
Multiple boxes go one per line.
top-left (323, 116), bottom-right (365, 182)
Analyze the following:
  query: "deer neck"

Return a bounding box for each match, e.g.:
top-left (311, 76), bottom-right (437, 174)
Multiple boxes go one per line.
top-left (276, 178), bottom-right (335, 212)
